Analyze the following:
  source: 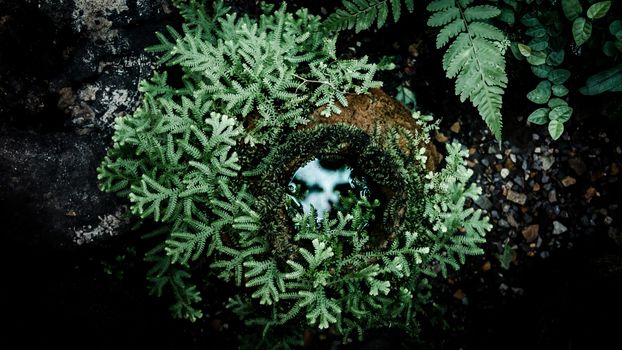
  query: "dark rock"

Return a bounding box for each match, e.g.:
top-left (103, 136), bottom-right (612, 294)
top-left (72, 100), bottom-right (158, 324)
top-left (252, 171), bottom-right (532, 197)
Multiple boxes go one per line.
top-left (0, 0), bottom-right (177, 249)
top-left (0, 130), bottom-right (131, 249)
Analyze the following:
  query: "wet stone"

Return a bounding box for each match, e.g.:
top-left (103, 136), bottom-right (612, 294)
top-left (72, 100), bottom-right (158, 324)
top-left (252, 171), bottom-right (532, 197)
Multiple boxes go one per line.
top-left (541, 155), bottom-right (555, 171)
top-left (552, 221), bottom-right (568, 235)
top-left (507, 190), bottom-right (527, 205)
top-left (475, 195), bottom-right (493, 211)
top-left (568, 157), bottom-right (587, 175)
top-left (548, 190), bottom-right (557, 203)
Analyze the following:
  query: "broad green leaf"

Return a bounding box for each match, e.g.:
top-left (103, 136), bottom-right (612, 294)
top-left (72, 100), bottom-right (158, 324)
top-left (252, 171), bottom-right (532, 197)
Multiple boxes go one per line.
top-left (548, 119), bottom-right (564, 140)
top-left (562, 0), bottom-right (583, 21)
top-left (572, 17), bottom-right (592, 46)
top-left (548, 98), bottom-right (568, 108)
top-left (549, 106), bottom-right (573, 122)
top-left (552, 85), bottom-right (569, 97)
top-left (586, 1), bottom-right (611, 20)
top-left (546, 50), bottom-right (565, 66)
top-left (526, 27), bottom-right (547, 38)
top-left (527, 108), bottom-right (550, 125)
top-left (498, 8), bottom-right (515, 25)
top-left (531, 64), bottom-right (553, 78)
top-left (527, 80), bottom-right (552, 104)
top-left (603, 41), bottom-right (617, 56)
top-left (528, 37), bottom-right (549, 51)
top-left (527, 51), bottom-right (547, 65)
top-left (579, 64), bottom-right (622, 95)
top-left (548, 69), bottom-right (571, 84)
top-left (518, 43), bottom-right (532, 56)
top-left (520, 13), bottom-right (541, 27)
top-left (610, 20), bottom-right (622, 36)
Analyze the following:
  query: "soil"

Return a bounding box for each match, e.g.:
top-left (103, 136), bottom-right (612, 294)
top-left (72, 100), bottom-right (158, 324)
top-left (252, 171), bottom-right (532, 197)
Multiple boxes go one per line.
top-left (1, 1), bottom-right (621, 349)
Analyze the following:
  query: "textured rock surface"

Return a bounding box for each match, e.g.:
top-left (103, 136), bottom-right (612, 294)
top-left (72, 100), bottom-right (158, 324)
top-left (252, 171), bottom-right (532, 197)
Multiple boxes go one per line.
top-left (0, 0), bottom-right (177, 249)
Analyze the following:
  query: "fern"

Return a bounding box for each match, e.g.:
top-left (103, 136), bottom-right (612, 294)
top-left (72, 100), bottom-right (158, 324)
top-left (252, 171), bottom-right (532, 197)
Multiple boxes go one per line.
top-left (427, 0), bottom-right (508, 141)
top-left (325, 0), bottom-right (415, 32)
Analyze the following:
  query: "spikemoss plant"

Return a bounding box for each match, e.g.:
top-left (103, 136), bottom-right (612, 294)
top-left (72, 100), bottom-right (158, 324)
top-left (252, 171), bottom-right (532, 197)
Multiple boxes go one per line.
top-left (97, 0), bottom-right (491, 344)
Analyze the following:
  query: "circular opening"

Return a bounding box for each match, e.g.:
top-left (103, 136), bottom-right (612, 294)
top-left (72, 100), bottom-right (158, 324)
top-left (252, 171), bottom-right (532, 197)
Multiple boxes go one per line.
top-left (287, 157), bottom-right (375, 221)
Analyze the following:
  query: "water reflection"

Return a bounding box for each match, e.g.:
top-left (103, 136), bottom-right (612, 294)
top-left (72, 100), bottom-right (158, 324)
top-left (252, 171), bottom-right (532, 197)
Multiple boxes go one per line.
top-left (288, 158), bottom-right (369, 219)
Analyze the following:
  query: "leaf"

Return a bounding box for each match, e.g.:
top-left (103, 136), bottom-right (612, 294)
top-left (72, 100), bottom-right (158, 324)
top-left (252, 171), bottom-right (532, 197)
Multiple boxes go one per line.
top-left (572, 17), bottom-right (592, 46)
top-left (546, 50), bottom-right (565, 66)
top-left (548, 119), bottom-right (564, 140)
top-left (586, 1), bottom-right (611, 20)
top-left (531, 64), bottom-right (553, 78)
top-left (552, 84), bottom-right (569, 97)
top-left (527, 108), bottom-right (550, 125)
top-left (518, 43), bottom-right (532, 57)
top-left (548, 98), bottom-right (568, 108)
top-left (549, 106), bottom-right (573, 122)
top-left (527, 51), bottom-right (546, 65)
top-left (610, 20), bottom-right (622, 36)
top-left (497, 244), bottom-right (513, 270)
top-left (547, 69), bottom-right (571, 84)
top-left (562, 0), bottom-right (583, 21)
top-left (579, 65), bottom-right (622, 95)
top-left (527, 80), bottom-right (552, 104)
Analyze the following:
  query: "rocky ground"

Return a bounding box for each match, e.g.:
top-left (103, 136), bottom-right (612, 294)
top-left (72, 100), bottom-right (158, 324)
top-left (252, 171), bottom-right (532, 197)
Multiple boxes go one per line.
top-left (1, 1), bottom-right (620, 349)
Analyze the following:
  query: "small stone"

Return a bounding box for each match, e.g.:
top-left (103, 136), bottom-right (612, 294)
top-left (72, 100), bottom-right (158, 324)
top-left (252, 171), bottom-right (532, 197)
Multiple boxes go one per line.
top-left (498, 219), bottom-right (510, 228)
top-left (450, 121), bottom-right (461, 133)
top-left (541, 174), bottom-right (550, 183)
top-left (540, 251), bottom-right (550, 259)
top-left (568, 157), bottom-right (587, 176)
top-left (500, 168), bottom-right (510, 178)
top-left (510, 154), bottom-right (517, 163)
top-left (453, 289), bottom-right (465, 300)
top-left (532, 134), bottom-right (540, 141)
top-left (475, 195), bottom-right (493, 211)
top-left (552, 221), bottom-right (567, 235)
top-left (541, 155), bottom-right (555, 171)
top-left (507, 190), bottom-right (527, 205)
top-left (481, 158), bottom-right (490, 167)
top-left (507, 214), bottom-right (519, 228)
top-left (482, 261), bottom-right (491, 272)
top-left (532, 183), bottom-right (541, 192)
top-left (522, 224), bottom-right (539, 243)
top-left (535, 147), bottom-right (541, 154)
top-left (65, 210), bottom-right (78, 217)
top-left (561, 176), bottom-right (577, 187)
top-left (604, 216), bottom-right (613, 225)
top-left (611, 163), bottom-right (620, 176)
top-left (584, 187), bottom-right (598, 202)
top-left (548, 190), bottom-right (557, 203)
top-left (435, 132), bottom-right (449, 143)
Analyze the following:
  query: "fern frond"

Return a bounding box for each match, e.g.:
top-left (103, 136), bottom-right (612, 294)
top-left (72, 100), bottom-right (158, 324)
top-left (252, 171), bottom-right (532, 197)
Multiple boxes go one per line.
top-left (325, 0), bottom-right (414, 33)
top-left (428, 0), bottom-right (507, 141)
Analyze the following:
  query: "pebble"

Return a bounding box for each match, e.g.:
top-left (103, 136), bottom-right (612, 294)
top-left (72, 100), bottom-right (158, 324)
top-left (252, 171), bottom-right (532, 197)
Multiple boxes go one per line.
top-left (522, 224), bottom-right (539, 243)
top-left (568, 157), bottom-right (587, 175)
top-left (552, 221), bottom-right (567, 235)
top-left (496, 154), bottom-right (503, 160)
top-left (510, 154), bottom-right (517, 163)
top-left (541, 155), bottom-right (555, 171)
top-left (548, 190), bottom-right (557, 203)
top-left (604, 216), bottom-right (613, 225)
top-left (500, 168), bottom-right (509, 178)
top-left (475, 195), bottom-right (493, 211)
top-left (507, 190), bottom-right (527, 205)
top-left (561, 176), bottom-right (577, 187)
top-left (481, 158), bottom-right (490, 167)
top-left (450, 121), bottom-right (461, 133)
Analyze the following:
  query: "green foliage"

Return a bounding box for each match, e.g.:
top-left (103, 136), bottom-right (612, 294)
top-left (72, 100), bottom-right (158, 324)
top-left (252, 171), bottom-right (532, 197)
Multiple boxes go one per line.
top-left (326, 0), bottom-right (622, 140)
top-left (427, 0), bottom-right (509, 142)
top-left (148, 0), bottom-right (380, 145)
top-left (325, 0), bottom-right (415, 32)
top-left (98, 0), bottom-right (491, 344)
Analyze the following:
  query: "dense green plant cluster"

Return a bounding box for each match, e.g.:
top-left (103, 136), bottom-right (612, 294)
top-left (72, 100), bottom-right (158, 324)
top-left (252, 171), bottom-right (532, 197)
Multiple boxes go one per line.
top-left (327, 0), bottom-right (622, 140)
top-left (98, 0), bottom-right (491, 344)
